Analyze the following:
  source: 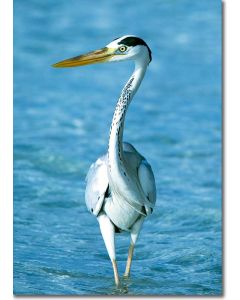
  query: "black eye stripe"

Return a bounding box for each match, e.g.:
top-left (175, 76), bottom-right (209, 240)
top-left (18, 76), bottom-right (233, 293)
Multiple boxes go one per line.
top-left (118, 36), bottom-right (146, 47)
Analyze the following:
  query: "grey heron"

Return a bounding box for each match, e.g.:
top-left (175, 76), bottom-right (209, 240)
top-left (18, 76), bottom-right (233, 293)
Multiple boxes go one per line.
top-left (53, 35), bottom-right (156, 287)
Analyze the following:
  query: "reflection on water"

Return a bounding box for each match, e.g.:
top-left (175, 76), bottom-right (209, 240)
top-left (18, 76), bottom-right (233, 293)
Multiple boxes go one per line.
top-left (14, 0), bottom-right (222, 295)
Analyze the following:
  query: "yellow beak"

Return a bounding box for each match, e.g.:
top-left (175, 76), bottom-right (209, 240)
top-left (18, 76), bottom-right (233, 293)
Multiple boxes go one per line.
top-left (52, 47), bottom-right (115, 68)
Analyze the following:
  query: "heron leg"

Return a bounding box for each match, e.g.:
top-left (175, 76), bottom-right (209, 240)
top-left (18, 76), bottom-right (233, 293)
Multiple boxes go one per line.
top-left (124, 216), bottom-right (145, 278)
top-left (112, 259), bottom-right (120, 286)
top-left (123, 242), bottom-right (135, 278)
top-left (98, 213), bottom-right (120, 286)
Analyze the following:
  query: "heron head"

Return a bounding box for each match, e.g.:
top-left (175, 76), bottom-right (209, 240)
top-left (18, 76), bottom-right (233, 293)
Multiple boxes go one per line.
top-left (106, 35), bottom-right (152, 64)
top-left (52, 35), bottom-right (152, 68)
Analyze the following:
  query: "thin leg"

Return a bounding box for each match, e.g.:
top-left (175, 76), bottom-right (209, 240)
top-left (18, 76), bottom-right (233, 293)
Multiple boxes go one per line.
top-left (112, 259), bottom-right (120, 286)
top-left (98, 213), bottom-right (120, 286)
top-left (123, 242), bottom-right (134, 278)
top-left (124, 216), bottom-right (145, 278)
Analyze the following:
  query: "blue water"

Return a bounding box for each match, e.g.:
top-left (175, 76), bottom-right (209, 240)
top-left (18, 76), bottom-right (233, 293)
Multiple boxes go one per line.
top-left (13, 0), bottom-right (222, 295)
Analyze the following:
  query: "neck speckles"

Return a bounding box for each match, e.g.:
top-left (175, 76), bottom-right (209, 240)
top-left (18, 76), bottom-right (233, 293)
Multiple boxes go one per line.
top-left (109, 76), bottom-right (135, 138)
top-left (108, 76), bottom-right (135, 171)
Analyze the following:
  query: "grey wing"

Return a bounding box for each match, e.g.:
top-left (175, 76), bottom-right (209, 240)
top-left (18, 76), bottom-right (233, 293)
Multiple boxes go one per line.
top-left (85, 154), bottom-right (109, 216)
top-left (123, 142), bottom-right (156, 214)
top-left (138, 158), bottom-right (156, 215)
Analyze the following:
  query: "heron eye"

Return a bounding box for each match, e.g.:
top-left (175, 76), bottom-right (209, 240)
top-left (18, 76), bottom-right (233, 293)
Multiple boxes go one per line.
top-left (119, 46), bottom-right (127, 52)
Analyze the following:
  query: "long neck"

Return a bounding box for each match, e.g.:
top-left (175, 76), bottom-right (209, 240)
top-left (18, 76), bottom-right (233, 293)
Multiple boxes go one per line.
top-left (108, 63), bottom-right (147, 175)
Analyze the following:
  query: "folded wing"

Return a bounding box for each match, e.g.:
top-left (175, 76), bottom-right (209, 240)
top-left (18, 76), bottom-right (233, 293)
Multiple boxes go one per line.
top-left (85, 155), bottom-right (109, 216)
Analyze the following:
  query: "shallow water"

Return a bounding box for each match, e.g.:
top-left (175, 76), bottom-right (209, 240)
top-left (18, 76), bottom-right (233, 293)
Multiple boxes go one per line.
top-left (14, 0), bottom-right (222, 295)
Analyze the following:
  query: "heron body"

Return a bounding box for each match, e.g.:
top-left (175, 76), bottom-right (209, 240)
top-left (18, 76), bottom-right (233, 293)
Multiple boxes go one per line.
top-left (53, 35), bottom-right (156, 287)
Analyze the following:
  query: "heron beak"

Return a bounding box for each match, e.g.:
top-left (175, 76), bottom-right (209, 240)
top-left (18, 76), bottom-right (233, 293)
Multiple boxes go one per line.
top-left (52, 47), bottom-right (116, 68)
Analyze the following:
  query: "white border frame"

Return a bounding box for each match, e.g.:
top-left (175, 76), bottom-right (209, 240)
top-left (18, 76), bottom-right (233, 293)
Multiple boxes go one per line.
top-left (1, 0), bottom-right (240, 299)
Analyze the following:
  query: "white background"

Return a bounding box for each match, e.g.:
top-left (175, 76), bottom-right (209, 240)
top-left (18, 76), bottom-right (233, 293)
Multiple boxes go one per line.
top-left (1, 0), bottom-right (239, 299)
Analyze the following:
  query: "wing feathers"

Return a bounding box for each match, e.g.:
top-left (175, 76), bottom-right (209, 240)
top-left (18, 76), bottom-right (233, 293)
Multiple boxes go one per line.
top-left (138, 159), bottom-right (156, 214)
top-left (85, 155), bottom-right (109, 216)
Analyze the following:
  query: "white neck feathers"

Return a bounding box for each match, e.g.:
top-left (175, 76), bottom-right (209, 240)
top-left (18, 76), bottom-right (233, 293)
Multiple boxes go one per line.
top-left (107, 62), bottom-right (147, 175)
